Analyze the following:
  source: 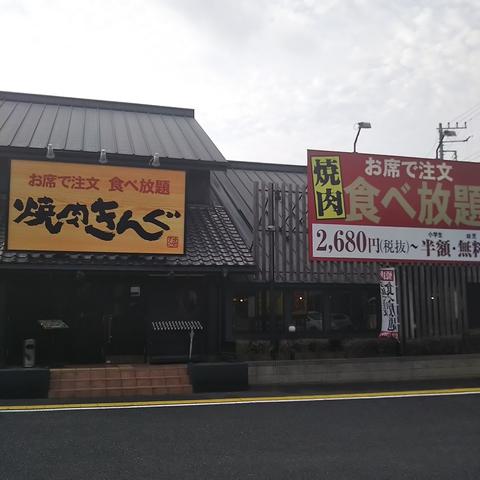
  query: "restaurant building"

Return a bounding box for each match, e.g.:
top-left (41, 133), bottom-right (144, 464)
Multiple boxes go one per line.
top-left (211, 153), bottom-right (480, 344)
top-left (1, 90), bottom-right (480, 373)
top-left (0, 90), bottom-right (256, 368)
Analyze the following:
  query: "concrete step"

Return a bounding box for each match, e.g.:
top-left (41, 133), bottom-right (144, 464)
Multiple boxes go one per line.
top-left (48, 365), bottom-right (192, 399)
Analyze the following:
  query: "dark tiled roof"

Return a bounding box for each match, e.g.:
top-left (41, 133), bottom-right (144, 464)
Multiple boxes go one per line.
top-left (0, 195), bottom-right (255, 271)
top-left (0, 91), bottom-right (226, 165)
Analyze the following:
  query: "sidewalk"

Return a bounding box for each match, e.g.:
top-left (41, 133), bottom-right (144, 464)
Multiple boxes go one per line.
top-left (2, 377), bottom-right (480, 408)
top-left (2, 353), bottom-right (480, 405)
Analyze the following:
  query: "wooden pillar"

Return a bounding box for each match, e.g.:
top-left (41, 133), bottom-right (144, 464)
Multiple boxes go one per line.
top-left (0, 280), bottom-right (7, 368)
top-left (205, 279), bottom-right (221, 362)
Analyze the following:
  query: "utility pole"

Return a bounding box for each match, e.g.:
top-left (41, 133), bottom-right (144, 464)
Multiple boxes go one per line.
top-left (436, 122), bottom-right (470, 160)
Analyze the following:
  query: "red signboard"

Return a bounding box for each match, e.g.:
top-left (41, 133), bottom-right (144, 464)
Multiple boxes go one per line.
top-left (308, 150), bottom-right (480, 263)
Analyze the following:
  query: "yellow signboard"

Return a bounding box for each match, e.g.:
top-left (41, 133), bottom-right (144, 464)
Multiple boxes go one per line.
top-left (8, 160), bottom-right (186, 255)
top-left (310, 155), bottom-right (346, 220)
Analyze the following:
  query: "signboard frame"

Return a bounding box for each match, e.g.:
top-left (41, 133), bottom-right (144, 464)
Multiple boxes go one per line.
top-left (308, 150), bottom-right (480, 263)
top-left (7, 160), bottom-right (186, 256)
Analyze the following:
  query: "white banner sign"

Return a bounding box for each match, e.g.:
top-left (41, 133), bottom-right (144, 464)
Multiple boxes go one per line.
top-left (379, 268), bottom-right (398, 340)
top-left (311, 224), bottom-right (480, 263)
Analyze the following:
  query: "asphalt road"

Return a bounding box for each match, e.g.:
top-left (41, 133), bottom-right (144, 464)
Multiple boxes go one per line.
top-left (1, 389), bottom-right (480, 480)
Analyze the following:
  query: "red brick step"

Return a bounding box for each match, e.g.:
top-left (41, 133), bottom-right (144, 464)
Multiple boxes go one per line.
top-left (48, 364), bottom-right (192, 399)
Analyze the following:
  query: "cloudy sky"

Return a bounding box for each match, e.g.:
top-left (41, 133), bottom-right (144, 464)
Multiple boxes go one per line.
top-left (1, 0), bottom-right (479, 165)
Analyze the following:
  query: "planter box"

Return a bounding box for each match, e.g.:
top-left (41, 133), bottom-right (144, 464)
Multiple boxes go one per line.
top-left (189, 362), bottom-right (248, 393)
top-left (248, 354), bottom-right (480, 386)
top-left (0, 368), bottom-right (50, 399)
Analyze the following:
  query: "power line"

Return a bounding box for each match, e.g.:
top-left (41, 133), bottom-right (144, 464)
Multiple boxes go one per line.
top-left (469, 110), bottom-right (480, 122)
top-left (450, 102), bottom-right (480, 123)
top-left (466, 153), bottom-right (480, 162)
top-left (463, 150), bottom-right (480, 162)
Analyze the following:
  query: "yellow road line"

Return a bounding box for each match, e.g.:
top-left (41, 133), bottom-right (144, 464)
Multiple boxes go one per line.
top-left (1, 387), bottom-right (480, 412)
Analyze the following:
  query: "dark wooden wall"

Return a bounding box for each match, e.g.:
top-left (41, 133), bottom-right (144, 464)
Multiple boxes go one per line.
top-left (252, 181), bottom-right (480, 340)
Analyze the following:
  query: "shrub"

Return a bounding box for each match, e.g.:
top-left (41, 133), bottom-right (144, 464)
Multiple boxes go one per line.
top-left (236, 334), bottom-right (472, 361)
top-left (405, 335), bottom-right (462, 356)
top-left (342, 338), bottom-right (398, 358)
top-left (281, 339), bottom-right (330, 360)
top-left (235, 340), bottom-right (271, 361)
top-left (236, 339), bottom-right (332, 360)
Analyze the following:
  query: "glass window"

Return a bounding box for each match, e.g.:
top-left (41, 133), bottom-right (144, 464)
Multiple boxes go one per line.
top-left (328, 291), bottom-right (353, 331)
top-left (232, 289), bottom-right (283, 334)
top-left (232, 290), bottom-right (266, 334)
top-left (357, 289), bottom-right (380, 331)
top-left (231, 286), bottom-right (380, 337)
top-left (305, 291), bottom-right (323, 332)
top-left (291, 290), bottom-right (324, 332)
top-left (328, 288), bottom-right (380, 332)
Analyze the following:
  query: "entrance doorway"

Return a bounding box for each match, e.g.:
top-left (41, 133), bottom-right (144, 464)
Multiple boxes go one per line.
top-left (5, 273), bottom-right (149, 366)
top-left (105, 283), bottom-right (146, 364)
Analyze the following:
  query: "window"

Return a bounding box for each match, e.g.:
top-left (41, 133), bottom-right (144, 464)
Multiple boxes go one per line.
top-left (290, 290), bottom-right (323, 332)
top-left (232, 289), bottom-right (283, 334)
top-left (230, 285), bottom-right (380, 337)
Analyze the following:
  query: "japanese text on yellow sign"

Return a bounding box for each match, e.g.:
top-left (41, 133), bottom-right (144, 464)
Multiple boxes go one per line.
top-left (8, 160), bottom-right (186, 255)
top-left (310, 156), bottom-right (346, 220)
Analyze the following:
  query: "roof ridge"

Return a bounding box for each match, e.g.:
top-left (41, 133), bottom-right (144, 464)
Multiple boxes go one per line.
top-left (0, 91), bottom-right (194, 118)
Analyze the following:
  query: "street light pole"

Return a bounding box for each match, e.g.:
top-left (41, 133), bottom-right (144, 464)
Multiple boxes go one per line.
top-left (353, 122), bottom-right (372, 152)
top-left (438, 123), bottom-right (445, 160)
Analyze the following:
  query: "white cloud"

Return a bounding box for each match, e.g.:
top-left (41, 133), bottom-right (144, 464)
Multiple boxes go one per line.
top-left (0, 0), bottom-right (479, 163)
